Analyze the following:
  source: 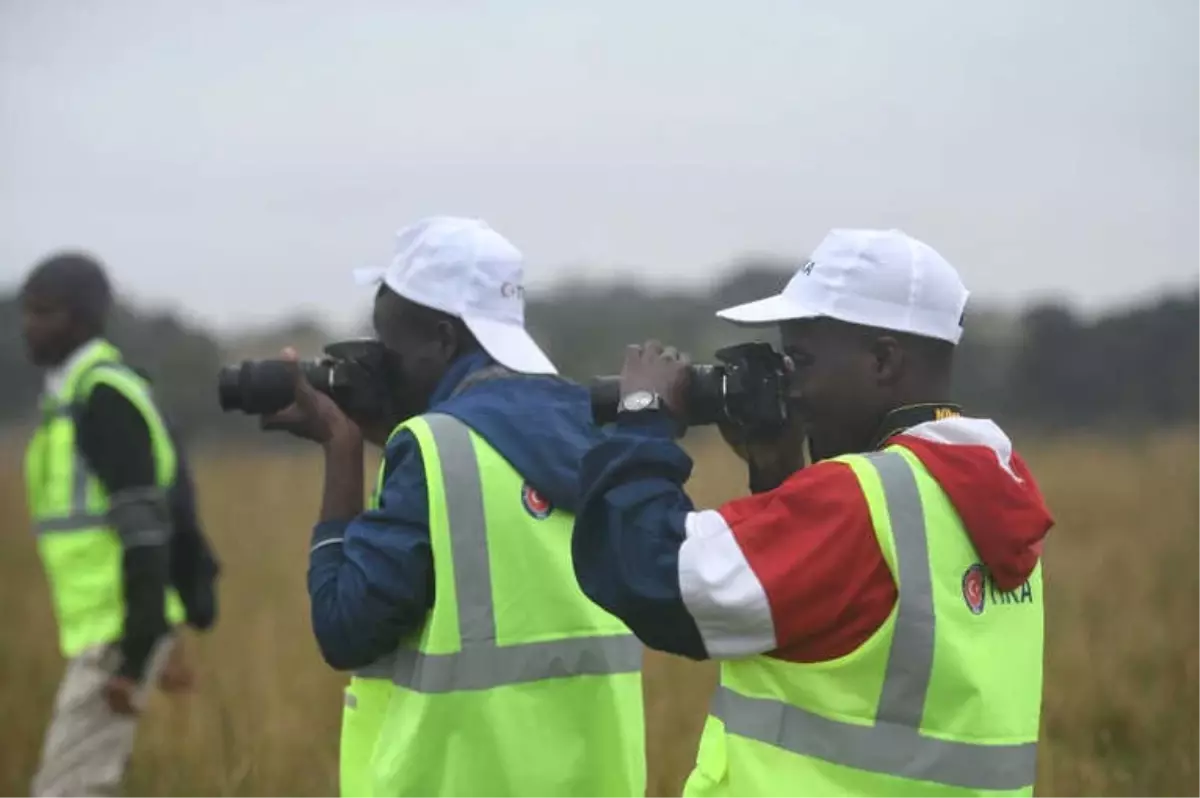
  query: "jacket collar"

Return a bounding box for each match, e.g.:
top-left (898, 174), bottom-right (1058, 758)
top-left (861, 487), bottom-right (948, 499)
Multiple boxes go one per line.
top-left (428, 350), bottom-right (496, 409)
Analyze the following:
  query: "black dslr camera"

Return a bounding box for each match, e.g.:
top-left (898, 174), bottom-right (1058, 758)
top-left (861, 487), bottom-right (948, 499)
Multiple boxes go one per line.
top-left (216, 339), bottom-right (399, 423)
top-left (589, 341), bottom-right (793, 438)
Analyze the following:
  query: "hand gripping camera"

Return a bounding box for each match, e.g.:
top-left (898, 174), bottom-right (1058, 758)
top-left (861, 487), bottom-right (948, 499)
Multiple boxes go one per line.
top-left (588, 341), bottom-right (794, 438)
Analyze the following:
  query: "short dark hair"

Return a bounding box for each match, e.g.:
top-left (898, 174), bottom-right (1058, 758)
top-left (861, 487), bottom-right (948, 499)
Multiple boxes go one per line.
top-left (375, 284), bottom-right (481, 352)
top-left (21, 251), bottom-right (113, 331)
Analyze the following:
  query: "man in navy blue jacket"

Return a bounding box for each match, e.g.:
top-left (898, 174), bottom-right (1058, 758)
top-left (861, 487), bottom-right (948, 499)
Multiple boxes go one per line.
top-left (260, 216), bottom-right (645, 795)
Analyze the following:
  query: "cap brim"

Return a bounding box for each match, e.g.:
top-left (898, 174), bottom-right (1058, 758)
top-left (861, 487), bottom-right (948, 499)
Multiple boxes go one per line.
top-left (462, 315), bottom-right (558, 375)
top-left (715, 293), bottom-right (821, 326)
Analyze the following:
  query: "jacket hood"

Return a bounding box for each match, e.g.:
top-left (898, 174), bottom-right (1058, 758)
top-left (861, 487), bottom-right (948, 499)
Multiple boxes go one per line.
top-left (434, 353), bottom-right (602, 515)
top-left (889, 417), bottom-right (1054, 592)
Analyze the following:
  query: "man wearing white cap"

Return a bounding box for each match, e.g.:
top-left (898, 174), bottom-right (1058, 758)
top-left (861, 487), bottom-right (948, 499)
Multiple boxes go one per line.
top-left (571, 229), bottom-right (1055, 796)
top-left (262, 216), bottom-right (644, 796)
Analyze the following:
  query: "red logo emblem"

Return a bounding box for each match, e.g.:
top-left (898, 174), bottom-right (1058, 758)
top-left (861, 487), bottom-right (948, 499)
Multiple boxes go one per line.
top-left (962, 564), bottom-right (987, 615)
top-left (521, 483), bottom-right (553, 519)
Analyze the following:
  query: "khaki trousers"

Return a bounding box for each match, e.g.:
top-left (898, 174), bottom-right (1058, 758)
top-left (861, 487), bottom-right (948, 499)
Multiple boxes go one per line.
top-left (30, 635), bottom-right (176, 798)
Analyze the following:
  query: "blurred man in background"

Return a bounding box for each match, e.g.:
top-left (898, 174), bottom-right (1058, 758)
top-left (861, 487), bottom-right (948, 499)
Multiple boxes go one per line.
top-left (572, 229), bottom-right (1055, 796)
top-left (262, 216), bottom-right (645, 796)
top-left (20, 252), bottom-right (208, 797)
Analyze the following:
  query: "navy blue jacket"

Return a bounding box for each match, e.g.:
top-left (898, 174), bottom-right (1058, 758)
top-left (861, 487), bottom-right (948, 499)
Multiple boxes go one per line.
top-left (307, 350), bottom-right (603, 671)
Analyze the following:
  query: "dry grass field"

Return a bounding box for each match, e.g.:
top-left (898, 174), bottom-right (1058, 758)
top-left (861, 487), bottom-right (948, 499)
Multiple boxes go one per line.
top-left (0, 429), bottom-right (1195, 796)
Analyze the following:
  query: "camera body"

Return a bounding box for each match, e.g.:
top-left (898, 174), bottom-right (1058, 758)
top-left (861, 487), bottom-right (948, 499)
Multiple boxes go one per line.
top-left (217, 339), bottom-right (397, 423)
top-left (589, 341), bottom-right (793, 438)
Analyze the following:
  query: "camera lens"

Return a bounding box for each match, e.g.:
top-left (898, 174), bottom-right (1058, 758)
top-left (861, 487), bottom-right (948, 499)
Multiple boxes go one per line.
top-left (216, 365), bottom-right (244, 412)
top-left (214, 360), bottom-right (299, 416)
top-left (686, 365), bottom-right (725, 425)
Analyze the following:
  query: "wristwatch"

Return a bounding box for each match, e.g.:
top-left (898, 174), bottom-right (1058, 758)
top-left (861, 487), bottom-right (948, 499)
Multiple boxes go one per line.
top-left (618, 390), bottom-right (662, 414)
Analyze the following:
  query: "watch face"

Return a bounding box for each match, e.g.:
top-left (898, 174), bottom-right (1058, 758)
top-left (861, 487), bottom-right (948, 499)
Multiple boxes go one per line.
top-left (621, 390), bottom-right (655, 412)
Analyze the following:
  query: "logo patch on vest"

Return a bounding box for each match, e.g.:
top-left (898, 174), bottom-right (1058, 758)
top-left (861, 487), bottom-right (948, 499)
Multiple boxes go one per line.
top-left (962, 563), bottom-right (987, 615)
top-left (521, 482), bottom-right (553, 519)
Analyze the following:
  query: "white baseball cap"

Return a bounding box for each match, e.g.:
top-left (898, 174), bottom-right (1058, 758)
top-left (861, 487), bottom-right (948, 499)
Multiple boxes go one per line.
top-left (716, 228), bottom-right (970, 344)
top-left (353, 216), bottom-right (558, 374)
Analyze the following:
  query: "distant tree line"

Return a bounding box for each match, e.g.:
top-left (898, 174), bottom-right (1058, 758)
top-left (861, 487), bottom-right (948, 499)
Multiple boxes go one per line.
top-left (0, 262), bottom-right (1196, 446)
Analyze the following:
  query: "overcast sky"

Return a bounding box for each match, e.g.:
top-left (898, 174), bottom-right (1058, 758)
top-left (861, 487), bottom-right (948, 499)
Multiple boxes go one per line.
top-left (2, 0), bottom-right (1196, 334)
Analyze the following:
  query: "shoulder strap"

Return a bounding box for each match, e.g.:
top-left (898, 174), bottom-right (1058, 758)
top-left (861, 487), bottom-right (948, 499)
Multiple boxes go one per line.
top-left (73, 360), bottom-right (144, 399)
top-left (72, 360), bottom-right (177, 486)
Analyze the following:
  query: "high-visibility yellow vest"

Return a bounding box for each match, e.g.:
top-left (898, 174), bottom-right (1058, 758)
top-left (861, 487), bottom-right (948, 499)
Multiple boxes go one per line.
top-left (684, 445), bottom-right (1044, 797)
top-left (24, 339), bottom-right (187, 658)
top-left (340, 412), bottom-right (646, 797)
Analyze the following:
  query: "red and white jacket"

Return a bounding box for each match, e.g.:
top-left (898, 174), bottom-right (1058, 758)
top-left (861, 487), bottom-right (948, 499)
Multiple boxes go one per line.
top-left (571, 414), bottom-right (1055, 662)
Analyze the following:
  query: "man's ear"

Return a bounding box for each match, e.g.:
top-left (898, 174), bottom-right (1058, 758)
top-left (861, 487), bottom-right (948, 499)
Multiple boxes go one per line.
top-left (435, 318), bottom-right (461, 360)
top-left (870, 335), bottom-right (905, 386)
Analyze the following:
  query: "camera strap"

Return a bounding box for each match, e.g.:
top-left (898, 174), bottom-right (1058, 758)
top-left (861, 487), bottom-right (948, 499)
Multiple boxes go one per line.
top-left (868, 402), bottom-right (963, 450)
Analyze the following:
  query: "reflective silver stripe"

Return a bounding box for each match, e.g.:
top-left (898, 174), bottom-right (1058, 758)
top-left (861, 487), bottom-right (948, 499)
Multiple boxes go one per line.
top-left (873, 450), bottom-right (935, 729)
top-left (355, 649), bottom-right (397, 680)
top-left (33, 438), bottom-right (101, 536)
top-left (34, 514), bottom-right (108, 534)
top-left (713, 689), bottom-right (1036, 791)
top-left (392, 635), bottom-right (642, 694)
top-left (376, 412), bottom-right (639, 693)
top-left (713, 451), bottom-right (1037, 792)
top-left (434, 411), bottom-right (495, 646)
